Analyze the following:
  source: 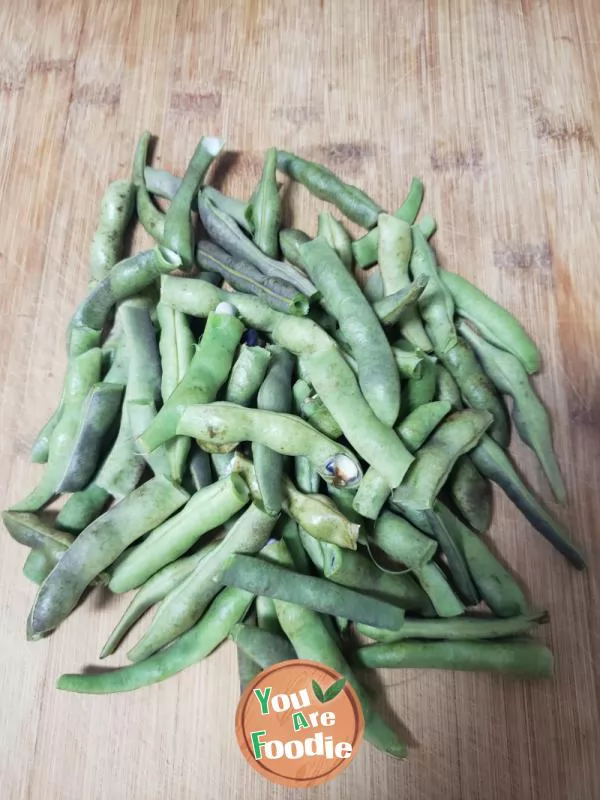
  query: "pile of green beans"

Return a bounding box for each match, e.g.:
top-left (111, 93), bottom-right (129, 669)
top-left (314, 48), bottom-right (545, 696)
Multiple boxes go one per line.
top-left (5, 135), bottom-right (583, 760)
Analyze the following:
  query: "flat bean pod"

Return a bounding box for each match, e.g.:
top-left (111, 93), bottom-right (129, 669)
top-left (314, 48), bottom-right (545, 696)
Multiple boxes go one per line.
top-left (27, 476), bottom-right (189, 638)
top-left (230, 623), bottom-right (296, 668)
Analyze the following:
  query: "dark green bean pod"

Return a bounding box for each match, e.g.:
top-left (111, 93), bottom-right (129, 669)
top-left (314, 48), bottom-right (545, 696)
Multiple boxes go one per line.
top-left (163, 136), bottom-right (223, 268)
top-left (230, 623), bottom-right (296, 668)
top-left (414, 562), bottom-right (464, 618)
top-left (435, 363), bottom-right (463, 410)
top-left (23, 550), bottom-right (54, 585)
top-left (196, 240), bottom-right (309, 316)
top-left (89, 179), bottom-right (136, 286)
top-left (55, 483), bottom-right (110, 534)
top-left (441, 338), bottom-right (511, 447)
top-left (448, 456), bottom-right (493, 533)
top-left (247, 147), bottom-right (282, 258)
top-left (471, 435), bottom-right (584, 569)
top-left (3, 511), bottom-right (74, 571)
top-left (132, 131), bottom-right (166, 243)
top-left (187, 445), bottom-right (214, 491)
top-left (276, 149), bottom-right (383, 228)
top-left (400, 358), bottom-right (438, 417)
top-left (371, 511), bottom-right (437, 569)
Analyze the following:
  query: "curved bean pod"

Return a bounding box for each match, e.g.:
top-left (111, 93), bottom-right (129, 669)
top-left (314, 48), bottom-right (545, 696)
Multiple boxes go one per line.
top-left (276, 150), bottom-right (383, 228)
top-left (133, 131), bottom-right (166, 242)
top-left (458, 319), bottom-right (565, 502)
top-left (138, 308), bottom-right (244, 453)
top-left (439, 269), bottom-right (541, 373)
top-left (278, 228), bottom-right (311, 269)
top-left (392, 343), bottom-right (426, 379)
top-left (377, 214), bottom-right (432, 350)
top-left (127, 502), bottom-right (277, 661)
top-left (225, 344), bottom-right (271, 405)
top-left (400, 357), bottom-right (437, 416)
top-left (89, 179), bottom-right (136, 286)
top-left (56, 483), bottom-right (110, 534)
top-left (372, 275), bottom-right (429, 327)
top-left (27, 476), bottom-right (189, 638)
top-left (471, 435), bottom-right (584, 569)
top-left (163, 136), bottom-right (223, 267)
top-left (57, 586), bottom-right (254, 694)
top-left (100, 543), bottom-right (220, 658)
top-left (410, 226), bottom-right (457, 356)
top-left (247, 147), bottom-right (281, 258)
top-left (317, 212), bottom-right (353, 270)
top-left (354, 640), bottom-right (553, 677)
top-left (3, 511), bottom-right (74, 569)
top-left (300, 237), bottom-right (400, 426)
top-left (266, 539), bottom-right (407, 759)
top-left (177, 402), bottom-right (362, 487)
top-left (292, 379), bottom-right (342, 439)
top-left (371, 511), bottom-right (437, 569)
top-left (356, 611), bottom-right (547, 643)
top-left (441, 338), bottom-right (510, 447)
top-left (11, 348), bottom-right (103, 511)
top-left (159, 277), bottom-right (414, 487)
top-left (392, 409), bottom-right (492, 512)
top-left (230, 623), bottom-right (296, 667)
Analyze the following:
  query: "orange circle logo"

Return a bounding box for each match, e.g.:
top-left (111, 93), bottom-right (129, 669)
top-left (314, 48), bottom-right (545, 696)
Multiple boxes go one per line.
top-left (235, 659), bottom-right (364, 788)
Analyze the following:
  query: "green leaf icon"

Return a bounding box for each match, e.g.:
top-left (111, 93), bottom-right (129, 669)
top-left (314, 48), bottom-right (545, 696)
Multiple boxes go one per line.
top-left (323, 677), bottom-right (346, 702)
top-left (312, 679), bottom-right (326, 703)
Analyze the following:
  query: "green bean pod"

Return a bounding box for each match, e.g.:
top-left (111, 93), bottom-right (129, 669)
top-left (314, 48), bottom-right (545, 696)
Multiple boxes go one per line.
top-left (458, 319), bottom-right (565, 503)
top-left (253, 346), bottom-right (295, 515)
top-left (57, 586), bottom-right (254, 694)
top-left (413, 562), bottom-right (464, 617)
top-left (354, 640), bottom-right (553, 678)
top-left (448, 456), bottom-right (493, 533)
top-left (321, 544), bottom-right (431, 613)
top-left (400, 356), bottom-right (437, 416)
top-left (30, 404), bottom-right (63, 464)
top-left (279, 228), bottom-right (311, 269)
top-left (256, 595), bottom-right (284, 637)
top-left (377, 213), bottom-right (432, 350)
top-left (178, 403), bottom-right (362, 488)
top-left (392, 343), bottom-right (426, 379)
top-left (471, 435), bottom-right (584, 569)
top-left (143, 166), bottom-right (183, 202)
top-left (187, 445), bottom-right (214, 490)
top-left (196, 192), bottom-right (316, 297)
top-left (89, 179), bottom-right (136, 285)
top-left (292, 379), bottom-right (343, 439)
top-left (127, 502), bottom-right (277, 661)
top-left (352, 178), bottom-right (425, 268)
top-left (300, 237), bottom-right (400, 426)
top-left (435, 363), bottom-right (463, 410)
top-left (266, 539), bottom-right (407, 759)
top-left (392, 410), bottom-right (493, 512)
top-left (109, 474), bottom-right (251, 592)
top-left (439, 269), bottom-right (542, 373)
top-left (196, 241), bottom-right (310, 316)
top-left (225, 344), bottom-right (271, 406)
top-left (55, 483), bottom-right (110, 534)
top-left (159, 277), bottom-right (414, 488)
top-left (3, 511), bottom-right (74, 572)
top-left (27, 476), bottom-right (189, 638)
top-left (372, 275), bottom-right (429, 327)
top-left (276, 150), bottom-right (383, 228)
top-left (223, 552), bottom-right (406, 630)
top-left (294, 456), bottom-right (321, 494)
top-left (441, 338), bottom-right (511, 447)
top-left (163, 136), bottom-right (223, 267)
top-left (156, 302), bottom-right (195, 482)
top-left (396, 400), bottom-right (452, 450)
top-left (138, 308), bottom-right (245, 453)
top-left (11, 348), bottom-right (103, 511)
top-left (409, 228), bottom-right (456, 356)
top-left (371, 511), bottom-right (437, 569)
top-left (356, 611), bottom-right (547, 643)
top-left (133, 131), bottom-right (166, 243)
top-left (23, 550), bottom-right (54, 585)
top-left (100, 543), bottom-right (220, 658)
top-left (317, 212), bottom-right (353, 270)
top-left (230, 623), bottom-right (296, 667)
top-left (247, 147), bottom-right (282, 258)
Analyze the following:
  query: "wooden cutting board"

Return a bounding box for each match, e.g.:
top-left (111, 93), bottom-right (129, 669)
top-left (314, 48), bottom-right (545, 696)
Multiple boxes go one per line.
top-left (1, 1), bottom-right (598, 798)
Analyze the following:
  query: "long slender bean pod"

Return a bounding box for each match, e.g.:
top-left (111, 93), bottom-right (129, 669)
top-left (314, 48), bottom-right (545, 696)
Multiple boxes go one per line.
top-left (371, 511), bottom-right (437, 569)
top-left (247, 147), bottom-right (281, 258)
top-left (300, 237), bottom-right (400, 426)
top-left (133, 131), bottom-right (166, 242)
top-left (57, 587), bottom-right (254, 694)
top-left (279, 228), bottom-right (311, 269)
top-left (317, 212), bottom-right (353, 270)
top-left (471, 435), bottom-right (584, 568)
top-left (89, 180), bottom-right (136, 286)
top-left (458, 319), bottom-right (565, 502)
top-left (414, 562), bottom-right (464, 617)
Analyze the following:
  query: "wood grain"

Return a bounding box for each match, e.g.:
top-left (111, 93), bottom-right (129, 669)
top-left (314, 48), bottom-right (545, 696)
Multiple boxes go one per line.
top-left (1, 1), bottom-right (599, 798)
